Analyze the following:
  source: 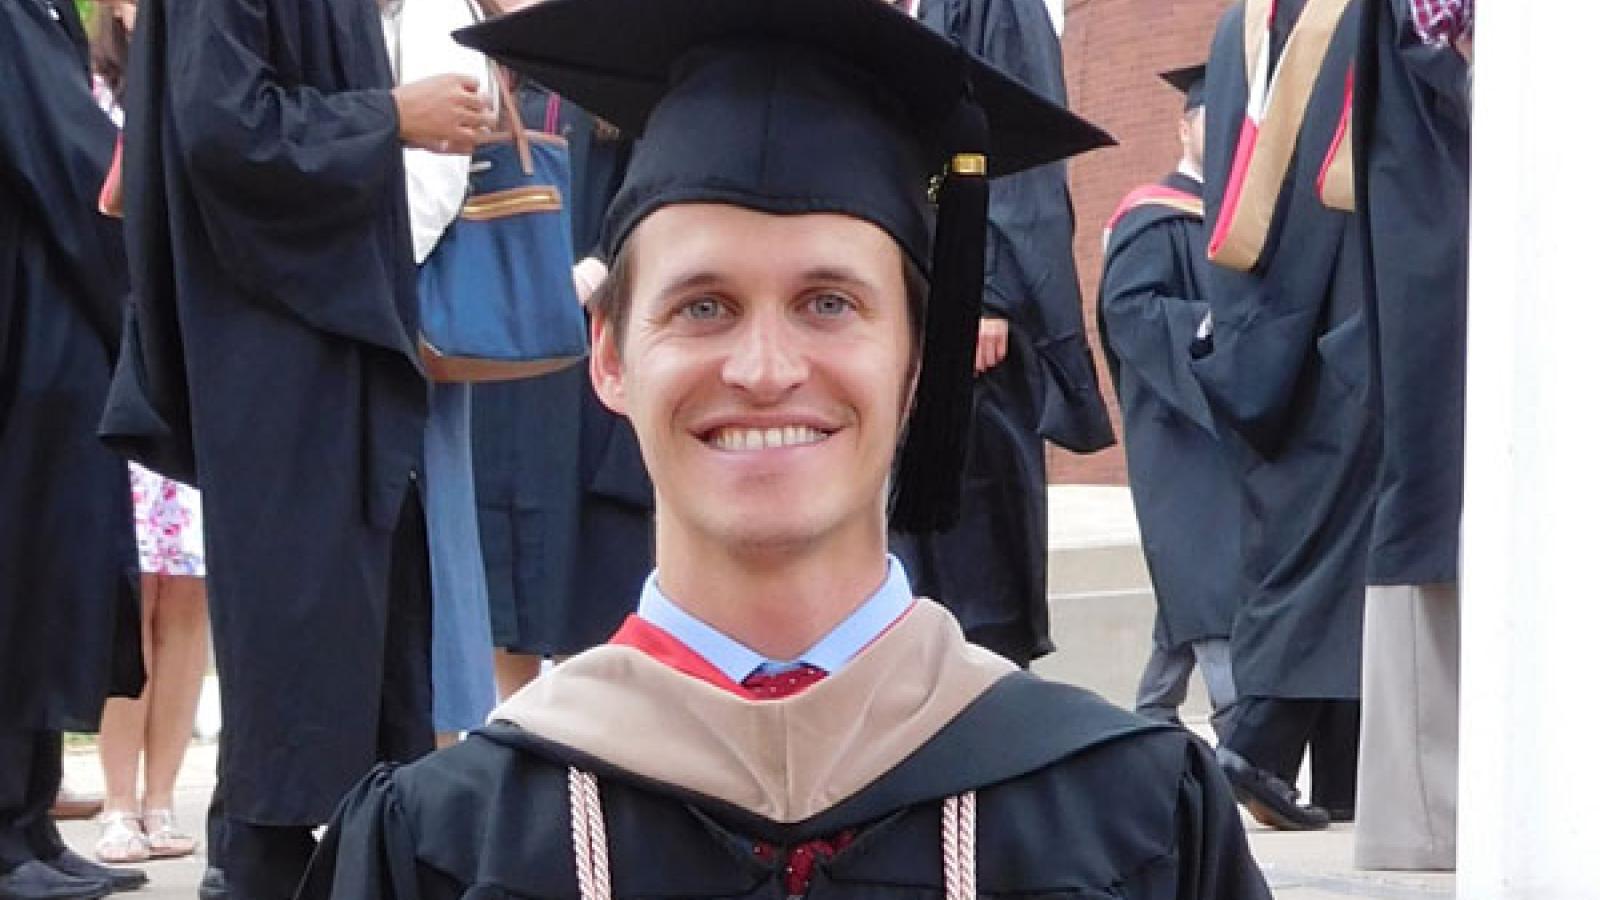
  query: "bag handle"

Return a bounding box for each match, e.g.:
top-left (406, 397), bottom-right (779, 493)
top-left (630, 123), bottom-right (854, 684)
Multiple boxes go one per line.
top-left (464, 0), bottom-right (534, 175)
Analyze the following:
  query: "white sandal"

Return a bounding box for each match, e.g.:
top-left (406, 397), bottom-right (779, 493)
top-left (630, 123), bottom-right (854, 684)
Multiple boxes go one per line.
top-left (143, 808), bottom-right (197, 859)
top-left (95, 811), bottom-right (151, 863)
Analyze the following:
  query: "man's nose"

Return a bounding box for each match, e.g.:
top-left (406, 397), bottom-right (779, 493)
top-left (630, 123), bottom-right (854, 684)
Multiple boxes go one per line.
top-left (722, 311), bottom-right (807, 400)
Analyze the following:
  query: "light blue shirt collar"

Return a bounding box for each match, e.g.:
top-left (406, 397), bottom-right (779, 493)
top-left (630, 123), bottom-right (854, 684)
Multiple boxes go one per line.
top-left (636, 556), bottom-right (915, 685)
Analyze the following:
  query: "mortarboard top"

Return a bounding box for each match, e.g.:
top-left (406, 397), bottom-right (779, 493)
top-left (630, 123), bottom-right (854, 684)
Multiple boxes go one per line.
top-left (1159, 63), bottom-right (1207, 111)
top-left (457, 0), bottom-right (1114, 533)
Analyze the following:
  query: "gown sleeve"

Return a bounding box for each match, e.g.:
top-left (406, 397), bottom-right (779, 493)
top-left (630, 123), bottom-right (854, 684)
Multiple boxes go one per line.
top-left (0, 4), bottom-right (127, 353)
top-left (1174, 741), bottom-right (1274, 900)
top-left (166, 0), bottom-right (411, 350)
top-left (297, 764), bottom-right (443, 900)
top-left (1099, 220), bottom-right (1217, 434)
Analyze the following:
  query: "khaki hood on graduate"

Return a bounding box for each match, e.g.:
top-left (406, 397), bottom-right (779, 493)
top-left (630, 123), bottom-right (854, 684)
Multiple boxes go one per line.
top-left (489, 599), bottom-right (1016, 823)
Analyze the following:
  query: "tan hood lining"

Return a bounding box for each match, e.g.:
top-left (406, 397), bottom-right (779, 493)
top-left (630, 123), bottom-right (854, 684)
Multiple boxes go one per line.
top-left (491, 599), bottom-right (1014, 823)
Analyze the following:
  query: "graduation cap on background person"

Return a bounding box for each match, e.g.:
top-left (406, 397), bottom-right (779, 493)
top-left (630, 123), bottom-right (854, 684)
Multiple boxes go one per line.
top-left (1160, 63), bottom-right (1208, 112)
top-left (456, 0), bottom-right (1114, 533)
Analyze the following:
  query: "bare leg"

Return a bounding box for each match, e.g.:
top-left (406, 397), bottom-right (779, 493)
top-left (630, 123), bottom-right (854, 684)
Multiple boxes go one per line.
top-left (434, 732), bottom-right (460, 750)
top-left (94, 575), bottom-right (156, 861)
top-left (140, 575), bottom-right (209, 814)
top-left (100, 575), bottom-right (157, 814)
top-left (492, 650), bottom-right (545, 701)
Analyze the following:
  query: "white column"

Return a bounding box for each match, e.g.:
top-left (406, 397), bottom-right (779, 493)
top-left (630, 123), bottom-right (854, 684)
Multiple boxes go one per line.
top-left (1458, 3), bottom-right (1600, 898)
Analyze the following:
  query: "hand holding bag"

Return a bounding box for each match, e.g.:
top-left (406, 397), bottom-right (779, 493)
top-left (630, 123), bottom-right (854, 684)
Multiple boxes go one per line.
top-left (417, 59), bottom-right (589, 382)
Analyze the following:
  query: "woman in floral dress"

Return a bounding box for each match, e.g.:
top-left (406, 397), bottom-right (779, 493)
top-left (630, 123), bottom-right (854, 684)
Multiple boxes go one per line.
top-left (89, 1), bottom-right (213, 864)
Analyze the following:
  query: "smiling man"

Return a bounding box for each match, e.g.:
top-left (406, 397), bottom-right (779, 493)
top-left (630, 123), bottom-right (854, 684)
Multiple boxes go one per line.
top-left (297, 0), bottom-right (1270, 897)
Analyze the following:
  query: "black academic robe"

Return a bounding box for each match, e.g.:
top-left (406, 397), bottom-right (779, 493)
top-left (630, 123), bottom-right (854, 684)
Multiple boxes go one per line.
top-left (301, 677), bottom-right (1267, 900)
top-left (104, 0), bottom-right (428, 824)
top-left (893, 0), bottom-right (1114, 666)
top-left (472, 86), bottom-right (653, 656)
top-left (1192, 0), bottom-right (1377, 700)
top-left (0, 0), bottom-right (143, 732)
top-left (1354, 0), bottom-right (1471, 586)
top-left (1097, 174), bottom-right (1240, 650)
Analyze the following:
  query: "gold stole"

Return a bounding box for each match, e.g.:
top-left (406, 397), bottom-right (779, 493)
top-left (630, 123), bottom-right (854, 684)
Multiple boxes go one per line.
top-left (1209, 0), bottom-right (1357, 272)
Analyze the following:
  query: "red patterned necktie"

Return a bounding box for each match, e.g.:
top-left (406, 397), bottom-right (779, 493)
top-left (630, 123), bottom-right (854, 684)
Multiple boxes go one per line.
top-left (741, 664), bottom-right (852, 895)
top-left (740, 664), bottom-right (828, 699)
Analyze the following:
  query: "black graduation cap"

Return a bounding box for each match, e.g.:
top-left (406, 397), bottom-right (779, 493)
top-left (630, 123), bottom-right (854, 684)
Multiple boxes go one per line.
top-left (457, 0), bottom-right (1114, 533)
top-left (1160, 64), bottom-right (1207, 112)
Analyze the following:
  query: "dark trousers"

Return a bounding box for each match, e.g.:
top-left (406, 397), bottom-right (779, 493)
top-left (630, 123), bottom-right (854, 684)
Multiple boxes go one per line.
top-left (1224, 697), bottom-right (1360, 811)
top-left (0, 731), bottom-right (68, 872)
top-left (224, 485), bottom-right (433, 900)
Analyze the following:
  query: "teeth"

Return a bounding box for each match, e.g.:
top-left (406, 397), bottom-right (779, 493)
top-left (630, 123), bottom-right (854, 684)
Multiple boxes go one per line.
top-left (710, 426), bottom-right (827, 451)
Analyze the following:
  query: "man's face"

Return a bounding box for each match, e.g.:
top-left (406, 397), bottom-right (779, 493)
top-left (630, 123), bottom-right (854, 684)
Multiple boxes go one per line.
top-left (592, 204), bottom-right (916, 556)
top-left (1181, 105), bottom-right (1207, 169)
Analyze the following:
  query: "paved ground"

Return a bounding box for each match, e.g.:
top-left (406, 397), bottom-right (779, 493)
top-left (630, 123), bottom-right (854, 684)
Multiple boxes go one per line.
top-left (53, 486), bottom-right (1456, 898)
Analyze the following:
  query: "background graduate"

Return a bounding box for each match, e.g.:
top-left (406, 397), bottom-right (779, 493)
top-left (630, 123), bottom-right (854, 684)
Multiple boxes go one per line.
top-left (1193, 0), bottom-right (1377, 831)
top-left (102, 0), bottom-right (495, 894)
top-left (1350, 0), bottom-right (1472, 871)
top-left (1097, 64), bottom-right (1240, 734)
top-left (299, 1), bottom-right (1269, 897)
top-left (0, 0), bottom-right (149, 896)
top-left (889, 0), bottom-right (1115, 667)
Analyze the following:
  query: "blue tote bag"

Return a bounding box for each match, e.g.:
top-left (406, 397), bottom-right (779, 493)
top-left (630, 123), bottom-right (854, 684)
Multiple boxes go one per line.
top-left (419, 71), bottom-right (589, 382)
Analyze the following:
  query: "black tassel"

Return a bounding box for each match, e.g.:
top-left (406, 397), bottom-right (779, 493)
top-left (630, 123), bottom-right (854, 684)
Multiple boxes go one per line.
top-left (889, 94), bottom-right (989, 534)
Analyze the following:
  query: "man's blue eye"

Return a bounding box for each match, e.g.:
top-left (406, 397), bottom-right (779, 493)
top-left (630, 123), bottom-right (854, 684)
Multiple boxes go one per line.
top-left (684, 298), bottom-right (724, 320)
top-left (812, 293), bottom-right (851, 316)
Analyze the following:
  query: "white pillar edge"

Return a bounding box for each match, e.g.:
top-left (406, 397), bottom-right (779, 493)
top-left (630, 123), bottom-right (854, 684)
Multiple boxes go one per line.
top-left (1457, 1), bottom-right (1600, 897)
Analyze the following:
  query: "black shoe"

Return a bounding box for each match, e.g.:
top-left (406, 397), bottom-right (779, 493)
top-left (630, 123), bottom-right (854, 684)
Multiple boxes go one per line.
top-left (0, 860), bottom-right (112, 900)
top-left (1216, 748), bottom-right (1331, 831)
top-left (196, 866), bottom-right (227, 900)
top-left (1325, 806), bottom-right (1355, 823)
top-left (41, 852), bottom-right (145, 893)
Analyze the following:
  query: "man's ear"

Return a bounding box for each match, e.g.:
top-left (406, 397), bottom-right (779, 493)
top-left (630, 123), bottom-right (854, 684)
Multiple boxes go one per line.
top-left (590, 313), bottom-right (627, 416)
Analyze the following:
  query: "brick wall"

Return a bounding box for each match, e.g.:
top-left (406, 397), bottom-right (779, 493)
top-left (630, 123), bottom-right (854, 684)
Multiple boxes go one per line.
top-left (1045, 0), bottom-right (1232, 484)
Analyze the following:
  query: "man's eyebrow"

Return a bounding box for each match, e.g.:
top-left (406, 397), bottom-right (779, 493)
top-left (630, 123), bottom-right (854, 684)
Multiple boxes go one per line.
top-left (653, 266), bottom-right (877, 297)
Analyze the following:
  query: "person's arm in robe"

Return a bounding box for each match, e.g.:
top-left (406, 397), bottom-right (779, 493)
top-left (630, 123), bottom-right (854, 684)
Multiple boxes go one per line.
top-left (1174, 740), bottom-right (1275, 899)
top-left (1099, 220), bottom-right (1217, 435)
top-left (0, 4), bottom-right (127, 354)
top-left (166, 0), bottom-right (415, 350)
top-left (394, 0), bottom-right (484, 265)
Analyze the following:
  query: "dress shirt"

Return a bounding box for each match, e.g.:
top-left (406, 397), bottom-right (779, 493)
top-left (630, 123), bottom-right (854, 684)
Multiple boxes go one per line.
top-left (637, 556), bottom-right (915, 684)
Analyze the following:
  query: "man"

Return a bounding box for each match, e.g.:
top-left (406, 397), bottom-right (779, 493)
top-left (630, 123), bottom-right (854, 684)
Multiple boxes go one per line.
top-left (891, 0), bottom-right (1116, 666)
top-left (1097, 65), bottom-right (1239, 733)
top-left (0, 1), bottom-right (149, 897)
top-left (297, 1), bottom-right (1270, 897)
top-left (1192, 0), bottom-right (1376, 831)
top-left (1350, 0), bottom-right (1472, 871)
top-left (101, 0), bottom-right (492, 895)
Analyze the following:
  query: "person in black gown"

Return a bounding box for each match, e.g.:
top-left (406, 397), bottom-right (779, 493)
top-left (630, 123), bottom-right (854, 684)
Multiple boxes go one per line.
top-left (890, 0), bottom-right (1115, 667)
top-left (0, 1), bottom-right (148, 897)
top-left (297, 1), bottom-right (1270, 897)
top-left (1193, 0), bottom-right (1375, 831)
top-left (1097, 65), bottom-right (1240, 734)
top-left (103, 0), bottom-right (497, 895)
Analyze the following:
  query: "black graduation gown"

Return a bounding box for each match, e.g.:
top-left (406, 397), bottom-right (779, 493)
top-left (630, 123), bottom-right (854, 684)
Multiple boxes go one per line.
top-left (1097, 174), bottom-right (1240, 650)
top-left (1354, 0), bottom-right (1472, 586)
top-left (893, 0), bottom-right (1114, 666)
top-left (300, 676), bottom-right (1268, 899)
top-left (0, 0), bottom-right (143, 733)
top-left (105, 0), bottom-right (428, 824)
top-left (472, 87), bottom-right (653, 656)
top-left (1192, 0), bottom-right (1377, 700)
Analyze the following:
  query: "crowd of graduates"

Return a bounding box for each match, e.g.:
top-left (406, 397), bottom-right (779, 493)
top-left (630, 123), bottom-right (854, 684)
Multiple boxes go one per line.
top-left (1, 0), bottom-right (1470, 897)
